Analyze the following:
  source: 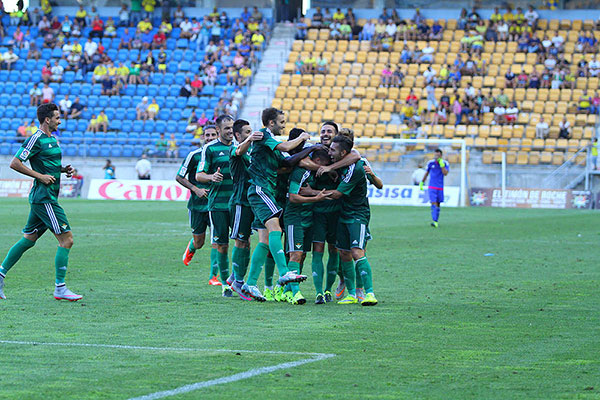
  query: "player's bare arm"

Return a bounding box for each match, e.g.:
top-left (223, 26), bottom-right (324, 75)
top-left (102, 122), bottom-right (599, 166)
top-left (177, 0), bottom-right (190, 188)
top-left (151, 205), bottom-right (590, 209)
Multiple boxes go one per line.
top-left (364, 163), bottom-right (384, 189)
top-left (281, 144), bottom-right (319, 168)
top-left (289, 190), bottom-right (331, 204)
top-left (196, 167), bottom-right (223, 183)
top-left (235, 131), bottom-right (263, 156)
top-left (61, 164), bottom-right (74, 178)
top-left (275, 132), bottom-right (310, 153)
top-left (176, 175), bottom-right (207, 198)
top-left (10, 157), bottom-right (55, 185)
top-left (316, 149), bottom-right (361, 177)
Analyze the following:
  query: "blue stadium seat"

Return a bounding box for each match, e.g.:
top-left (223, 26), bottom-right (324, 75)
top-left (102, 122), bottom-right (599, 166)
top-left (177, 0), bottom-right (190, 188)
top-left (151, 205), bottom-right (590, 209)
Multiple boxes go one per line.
top-left (198, 98), bottom-right (209, 109)
top-left (172, 50), bottom-right (184, 62)
top-left (147, 85), bottom-right (159, 97)
top-left (88, 95), bottom-right (99, 107)
top-left (88, 144), bottom-right (101, 157)
top-left (109, 97), bottom-right (120, 108)
top-left (171, 110), bottom-right (182, 120)
top-left (0, 120), bottom-right (9, 130)
top-left (163, 73), bottom-right (174, 85)
top-left (110, 145), bottom-right (122, 157)
top-left (183, 50), bottom-right (194, 62)
top-left (124, 85), bottom-right (136, 96)
top-left (120, 97), bottom-right (132, 108)
top-left (77, 120), bottom-right (89, 132)
top-left (98, 96), bottom-right (109, 108)
top-left (65, 146), bottom-right (77, 157)
top-left (122, 145), bottom-right (134, 157)
top-left (181, 109), bottom-right (192, 120)
top-left (15, 107), bottom-right (27, 119)
top-left (64, 71), bottom-right (75, 84)
top-left (105, 109), bottom-right (116, 120)
top-left (80, 84), bottom-right (92, 96)
top-left (122, 120), bottom-right (133, 132)
top-left (158, 85), bottom-right (169, 97)
top-left (128, 132), bottom-right (140, 144)
top-left (151, 74), bottom-right (163, 85)
top-left (10, 143), bottom-right (21, 154)
top-left (174, 73), bottom-right (186, 85)
top-left (202, 86), bottom-right (214, 96)
top-left (9, 70), bottom-right (20, 82)
top-left (169, 86), bottom-right (180, 97)
top-left (132, 120), bottom-right (143, 132)
top-left (133, 146), bottom-right (144, 157)
top-left (177, 121), bottom-right (187, 132)
top-left (179, 61), bottom-right (190, 72)
top-left (92, 84), bottom-right (102, 95)
top-left (186, 97), bottom-right (198, 108)
top-left (77, 144), bottom-right (88, 157)
top-left (155, 121), bottom-right (166, 132)
top-left (4, 107), bottom-right (15, 118)
top-left (0, 142), bottom-right (11, 155)
top-left (136, 86), bottom-right (148, 96)
top-left (143, 120), bottom-right (155, 132)
top-left (4, 82), bottom-right (15, 94)
top-left (65, 120), bottom-right (77, 132)
top-left (165, 96), bottom-right (176, 109)
top-left (59, 85), bottom-right (70, 95)
top-left (111, 120), bottom-right (122, 131)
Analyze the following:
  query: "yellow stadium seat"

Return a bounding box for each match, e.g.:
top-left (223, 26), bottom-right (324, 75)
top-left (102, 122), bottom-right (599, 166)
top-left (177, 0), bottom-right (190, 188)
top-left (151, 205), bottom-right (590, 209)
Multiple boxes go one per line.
top-left (540, 151), bottom-right (552, 163)
top-left (323, 109), bottom-right (334, 121)
top-left (338, 99), bottom-right (350, 111)
top-left (490, 126), bottom-right (502, 137)
top-left (482, 150), bottom-right (493, 164)
top-left (271, 98), bottom-right (282, 109)
top-left (492, 151), bottom-right (503, 163)
top-left (288, 110), bottom-right (300, 123)
top-left (552, 153), bottom-right (564, 165)
top-left (486, 137), bottom-right (498, 148)
top-left (516, 152), bottom-right (528, 165)
top-left (506, 151), bottom-right (517, 164)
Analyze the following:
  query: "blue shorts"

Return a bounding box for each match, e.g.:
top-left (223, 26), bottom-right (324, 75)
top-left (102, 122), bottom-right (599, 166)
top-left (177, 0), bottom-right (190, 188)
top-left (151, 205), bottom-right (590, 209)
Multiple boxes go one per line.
top-left (428, 188), bottom-right (444, 204)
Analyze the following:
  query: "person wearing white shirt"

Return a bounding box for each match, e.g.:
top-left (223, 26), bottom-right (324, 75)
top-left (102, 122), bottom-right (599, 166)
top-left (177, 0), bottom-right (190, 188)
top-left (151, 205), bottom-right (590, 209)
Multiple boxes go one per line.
top-left (180, 18), bottom-right (192, 36)
top-left (544, 56), bottom-right (557, 70)
top-left (505, 102), bottom-right (519, 124)
top-left (493, 106), bottom-right (506, 124)
top-left (423, 66), bottom-right (436, 83)
top-left (551, 32), bottom-right (564, 48)
top-left (535, 116), bottom-right (549, 139)
top-left (135, 154), bottom-right (152, 180)
top-left (589, 57), bottom-right (600, 77)
top-left (524, 6), bottom-right (539, 27)
top-left (118, 4), bottom-right (129, 27)
top-left (50, 60), bottom-right (64, 82)
top-left (465, 84), bottom-right (476, 99)
top-left (385, 20), bottom-right (397, 37)
top-left (2, 48), bottom-right (19, 71)
top-left (559, 117), bottom-right (571, 139)
top-left (84, 38), bottom-right (98, 60)
top-left (411, 164), bottom-right (427, 185)
top-left (59, 94), bottom-right (72, 119)
top-left (360, 21), bottom-right (375, 40)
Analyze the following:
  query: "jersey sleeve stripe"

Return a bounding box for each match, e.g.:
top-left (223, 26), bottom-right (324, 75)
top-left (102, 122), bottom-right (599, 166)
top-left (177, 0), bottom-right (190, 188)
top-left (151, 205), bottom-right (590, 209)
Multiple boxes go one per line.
top-left (299, 171), bottom-right (311, 187)
top-left (343, 164), bottom-right (355, 183)
top-left (24, 131), bottom-right (43, 152)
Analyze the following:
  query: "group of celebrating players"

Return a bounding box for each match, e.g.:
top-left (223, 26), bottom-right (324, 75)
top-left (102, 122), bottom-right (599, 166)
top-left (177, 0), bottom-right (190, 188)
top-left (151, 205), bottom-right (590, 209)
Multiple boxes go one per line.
top-left (0, 103), bottom-right (449, 306)
top-left (176, 107), bottom-right (381, 305)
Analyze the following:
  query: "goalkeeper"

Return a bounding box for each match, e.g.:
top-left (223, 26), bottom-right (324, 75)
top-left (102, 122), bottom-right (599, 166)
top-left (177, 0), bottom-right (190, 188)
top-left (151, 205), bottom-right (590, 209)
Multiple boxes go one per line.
top-left (420, 148), bottom-right (449, 228)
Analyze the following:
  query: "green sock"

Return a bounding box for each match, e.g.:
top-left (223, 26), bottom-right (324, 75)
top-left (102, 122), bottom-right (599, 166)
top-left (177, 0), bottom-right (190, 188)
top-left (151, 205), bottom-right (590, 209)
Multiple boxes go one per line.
top-left (341, 260), bottom-right (356, 296)
top-left (232, 246), bottom-right (244, 281)
top-left (0, 237), bottom-right (36, 275)
top-left (188, 238), bottom-right (196, 253)
top-left (240, 247), bottom-right (250, 279)
top-left (288, 261), bottom-right (300, 295)
top-left (268, 231), bottom-right (289, 277)
top-left (217, 250), bottom-right (229, 284)
top-left (355, 260), bottom-right (364, 289)
top-left (356, 257), bottom-right (373, 293)
top-left (311, 251), bottom-right (324, 295)
top-left (247, 242), bottom-right (269, 286)
top-left (324, 250), bottom-right (339, 292)
top-left (264, 256), bottom-right (275, 287)
top-left (55, 246), bottom-right (70, 285)
top-left (210, 247), bottom-right (218, 278)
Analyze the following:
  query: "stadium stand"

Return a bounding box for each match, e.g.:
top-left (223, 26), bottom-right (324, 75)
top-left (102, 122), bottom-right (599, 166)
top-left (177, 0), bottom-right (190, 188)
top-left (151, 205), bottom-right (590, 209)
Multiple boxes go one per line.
top-left (0, 6), bottom-right (270, 159)
top-left (273, 7), bottom-right (597, 166)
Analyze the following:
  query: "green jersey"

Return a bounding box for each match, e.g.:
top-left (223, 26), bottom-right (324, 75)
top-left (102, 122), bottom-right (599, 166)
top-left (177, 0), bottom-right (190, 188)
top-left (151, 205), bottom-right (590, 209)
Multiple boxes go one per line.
top-left (15, 130), bottom-right (62, 204)
top-left (198, 139), bottom-right (233, 211)
top-left (313, 173), bottom-right (341, 213)
top-left (177, 146), bottom-right (210, 212)
top-left (275, 170), bottom-right (291, 208)
top-left (284, 167), bottom-right (314, 227)
top-left (248, 128), bottom-right (287, 196)
top-left (337, 159), bottom-right (370, 224)
top-left (228, 144), bottom-right (251, 207)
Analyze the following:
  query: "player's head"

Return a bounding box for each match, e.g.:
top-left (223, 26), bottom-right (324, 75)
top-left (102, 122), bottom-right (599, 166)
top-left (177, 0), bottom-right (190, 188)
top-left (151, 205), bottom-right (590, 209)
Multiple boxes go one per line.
top-left (261, 107), bottom-right (285, 135)
top-left (311, 147), bottom-right (331, 166)
top-left (37, 103), bottom-right (60, 131)
top-left (434, 148), bottom-right (443, 158)
top-left (203, 124), bottom-right (218, 144)
top-left (233, 119), bottom-right (252, 143)
top-left (288, 127), bottom-right (307, 155)
top-left (216, 114), bottom-right (234, 144)
top-left (329, 134), bottom-right (353, 162)
top-left (320, 121), bottom-right (338, 147)
top-left (338, 127), bottom-right (354, 143)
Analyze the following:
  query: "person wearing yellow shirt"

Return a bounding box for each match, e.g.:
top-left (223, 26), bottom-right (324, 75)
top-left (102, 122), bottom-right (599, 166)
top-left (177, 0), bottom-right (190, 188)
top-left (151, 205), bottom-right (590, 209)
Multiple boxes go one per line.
top-left (75, 6), bottom-right (87, 26)
top-left (490, 7), bottom-right (502, 23)
top-left (251, 32), bottom-right (264, 49)
top-left (247, 21), bottom-right (259, 32)
top-left (96, 111), bottom-right (109, 133)
top-left (107, 62), bottom-right (118, 77)
top-left (147, 98), bottom-right (160, 120)
top-left (41, 0), bottom-right (52, 16)
top-left (142, 0), bottom-right (156, 19)
top-left (93, 64), bottom-right (107, 84)
top-left (303, 55), bottom-right (316, 73)
top-left (116, 62), bottom-right (129, 85)
top-left (209, 7), bottom-right (219, 19)
top-left (333, 8), bottom-right (345, 22)
top-left (238, 66), bottom-right (252, 85)
top-left (159, 20), bottom-right (173, 35)
top-left (166, 134), bottom-right (178, 158)
top-left (137, 18), bottom-right (152, 33)
top-left (234, 31), bottom-right (244, 45)
top-left (71, 41), bottom-right (82, 54)
top-left (503, 9), bottom-right (514, 22)
top-left (401, 103), bottom-right (414, 123)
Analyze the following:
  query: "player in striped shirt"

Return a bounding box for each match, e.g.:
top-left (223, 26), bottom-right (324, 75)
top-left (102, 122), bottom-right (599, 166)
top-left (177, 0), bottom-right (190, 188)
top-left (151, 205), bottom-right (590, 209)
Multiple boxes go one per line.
top-left (0, 103), bottom-right (82, 301)
top-left (177, 125), bottom-right (221, 285)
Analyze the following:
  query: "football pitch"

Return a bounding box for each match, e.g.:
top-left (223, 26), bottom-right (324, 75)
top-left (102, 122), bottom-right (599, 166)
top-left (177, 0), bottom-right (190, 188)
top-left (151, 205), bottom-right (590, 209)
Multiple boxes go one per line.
top-left (0, 199), bottom-right (598, 399)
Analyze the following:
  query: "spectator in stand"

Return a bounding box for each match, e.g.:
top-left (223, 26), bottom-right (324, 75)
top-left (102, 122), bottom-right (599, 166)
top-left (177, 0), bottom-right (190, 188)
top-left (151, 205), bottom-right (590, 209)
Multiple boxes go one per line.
top-left (41, 60), bottom-right (52, 82)
top-left (179, 76), bottom-right (192, 97)
top-left (152, 29), bottom-right (166, 49)
top-left (525, 5), bottom-right (538, 28)
top-left (591, 92), bottom-right (600, 114)
top-left (103, 160), bottom-right (116, 179)
top-left (75, 5), bottom-right (87, 27)
top-left (238, 64), bottom-right (252, 86)
top-left (83, 37), bottom-right (98, 62)
top-left (97, 111), bottom-right (109, 133)
top-left (29, 83), bottom-right (42, 106)
top-left (27, 42), bottom-right (41, 60)
top-left (559, 116), bottom-right (571, 138)
top-left (101, 75), bottom-right (116, 96)
top-left (130, 0), bottom-right (142, 27)
top-left (87, 114), bottom-right (99, 132)
top-left (173, 6), bottom-right (185, 26)
top-left (419, 43), bottom-right (435, 63)
top-left (505, 102), bottom-right (518, 125)
top-left (128, 61), bottom-right (141, 84)
top-left (312, 7), bottom-right (323, 27)
top-left (1, 48), bottom-right (19, 71)
top-left (541, 68), bottom-right (552, 88)
top-left (147, 98), bottom-right (160, 120)
top-left (136, 97), bottom-right (149, 120)
top-left (186, 110), bottom-right (199, 133)
top-left (136, 154), bottom-right (151, 180)
top-left (166, 134), bottom-right (178, 158)
top-left (179, 17), bottom-right (193, 39)
top-left (69, 97), bottom-right (85, 119)
top-left (191, 74), bottom-right (204, 96)
top-left (339, 19), bottom-right (352, 40)
top-left (92, 62), bottom-right (107, 84)
top-left (38, 15), bottom-right (50, 34)
top-left (251, 7), bottom-right (263, 22)
top-left (251, 31), bottom-right (265, 49)
top-left (90, 15), bottom-right (104, 38)
top-left (204, 62), bottom-right (217, 85)
top-left (589, 56), bottom-right (600, 77)
top-left (535, 116), bottom-right (549, 139)
top-left (381, 64), bottom-right (393, 87)
top-left (138, 17), bottom-right (152, 33)
top-left (316, 56), bottom-right (328, 74)
top-left (493, 103), bottom-right (506, 125)
top-left (59, 95), bottom-right (72, 119)
top-left (141, 51), bottom-right (155, 72)
top-left (142, 0), bottom-right (156, 20)
top-left (359, 19), bottom-right (375, 41)
top-left (154, 133), bottom-right (168, 157)
top-left (578, 90), bottom-right (592, 113)
top-left (430, 20), bottom-right (443, 40)
top-left (528, 70), bottom-right (540, 88)
top-left (71, 22), bottom-right (82, 38)
top-left (496, 20), bottom-right (508, 41)
top-left (105, 17), bottom-right (117, 38)
top-left (118, 4), bottom-right (129, 27)
top-left (50, 60), bottom-right (64, 82)
top-left (11, 26), bottom-right (24, 49)
top-left (516, 69), bottom-right (528, 88)
top-left (296, 17), bottom-right (307, 40)
top-left (159, 19), bottom-right (173, 36)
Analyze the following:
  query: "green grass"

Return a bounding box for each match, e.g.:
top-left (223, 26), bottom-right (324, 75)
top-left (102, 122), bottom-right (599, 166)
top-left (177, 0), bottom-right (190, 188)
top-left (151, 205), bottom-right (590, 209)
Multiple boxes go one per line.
top-left (0, 199), bottom-right (599, 399)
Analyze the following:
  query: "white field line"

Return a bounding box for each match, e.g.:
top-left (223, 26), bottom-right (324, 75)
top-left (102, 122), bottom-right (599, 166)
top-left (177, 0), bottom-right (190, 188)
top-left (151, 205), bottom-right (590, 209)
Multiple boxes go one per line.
top-left (0, 340), bottom-right (335, 400)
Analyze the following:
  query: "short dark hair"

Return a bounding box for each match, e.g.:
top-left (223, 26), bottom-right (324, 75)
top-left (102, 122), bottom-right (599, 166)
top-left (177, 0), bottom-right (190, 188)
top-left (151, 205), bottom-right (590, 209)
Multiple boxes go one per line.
top-left (321, 121), bottom-right (339, 134)
top-left (37, 103), bottom-right (58, 124)
top-left (261, 107), bottom-right (283, 127)
top-left (311, 148), bottom-right (331, 164)
top-left (204, 124), bottom-right (217, 133)
top-left (338, 127), bottom-right (354, 143)
top-left (435, 148), bottom-right (443, 155)
top-left (215, 114), bottom-right (234, 127)
top-left (233, 119), bottom-right (250, 135)
top-left (288, 127), bottom-right (305, 141)
top-left (332, 134), bottom-right (353, 154)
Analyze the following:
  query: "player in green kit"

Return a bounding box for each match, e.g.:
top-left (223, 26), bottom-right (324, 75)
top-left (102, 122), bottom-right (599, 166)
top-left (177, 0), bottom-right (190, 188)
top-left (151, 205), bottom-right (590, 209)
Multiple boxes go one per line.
top-left (225, 119), bottom-right (263, 300)
top-left (241, 108), bottom-right (318, 301)
top-left (196, 115), bottom-right (235, 297)
top-left (325, 135), bottom-right (378, 306)
top-left (177, 125), bottom-right (222, 285)
top-left (0, 103), bottom-right (82, 301)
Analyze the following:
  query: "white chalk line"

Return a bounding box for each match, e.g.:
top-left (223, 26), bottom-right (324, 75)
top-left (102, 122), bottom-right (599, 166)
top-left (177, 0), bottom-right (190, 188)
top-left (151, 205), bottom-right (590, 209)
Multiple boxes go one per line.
top-left (0, 340), bottom-right (336, 400)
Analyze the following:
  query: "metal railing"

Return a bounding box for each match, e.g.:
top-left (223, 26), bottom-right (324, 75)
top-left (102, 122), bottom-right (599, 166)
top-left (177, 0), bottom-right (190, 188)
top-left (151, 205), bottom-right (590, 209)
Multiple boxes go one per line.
top-left (541, 145), bottom-right (589, 189)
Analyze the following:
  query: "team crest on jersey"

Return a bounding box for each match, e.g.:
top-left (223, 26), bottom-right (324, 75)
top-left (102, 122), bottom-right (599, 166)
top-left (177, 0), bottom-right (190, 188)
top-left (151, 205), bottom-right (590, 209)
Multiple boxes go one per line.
top-left (20, 149), bottom-right (30, 160)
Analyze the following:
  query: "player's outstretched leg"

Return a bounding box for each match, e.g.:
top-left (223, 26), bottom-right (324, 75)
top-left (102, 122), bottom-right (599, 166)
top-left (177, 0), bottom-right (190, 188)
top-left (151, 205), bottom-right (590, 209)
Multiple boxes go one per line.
top-left (0, 236), bottom-right (37, 300)
top-left (53, 243), bottom-right (82, 302)
top-left (183, 239), bottom-right (196, 266)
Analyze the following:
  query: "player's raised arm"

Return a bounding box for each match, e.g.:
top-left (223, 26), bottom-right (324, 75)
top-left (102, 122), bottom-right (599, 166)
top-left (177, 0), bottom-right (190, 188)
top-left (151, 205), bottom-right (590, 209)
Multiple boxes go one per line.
top-left (363, 159), bottom-right (383, 189)
top-left (281, 143), bottom-right (321, 167)
top-left (275, 131), bottom-right (311, 153)
top-left (439, 157), bottom-right (449, 176)
top-left (316, 148), bottom-right (361, 177)
top-left (235, 130), bottom-right (263, 156)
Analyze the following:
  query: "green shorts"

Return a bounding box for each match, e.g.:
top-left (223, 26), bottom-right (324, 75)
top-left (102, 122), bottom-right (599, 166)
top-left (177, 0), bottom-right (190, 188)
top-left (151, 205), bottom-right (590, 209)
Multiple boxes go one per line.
top-left (285, 223), bottom-right (313, 253)
top-left (312, 211), bottom-right (340, 244)
top-left (209, 210), bottom-right (230, 245)
top-left (336, 219), bottom-right (369, 251)
top-left (23, 203), bottom-right (71, 236)
top-left (229, 204), bottom-right (254, 242)
top-left (189, 210), bottom-right (210, 235)
top-left (248, 185), bottom-right (283, 228)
